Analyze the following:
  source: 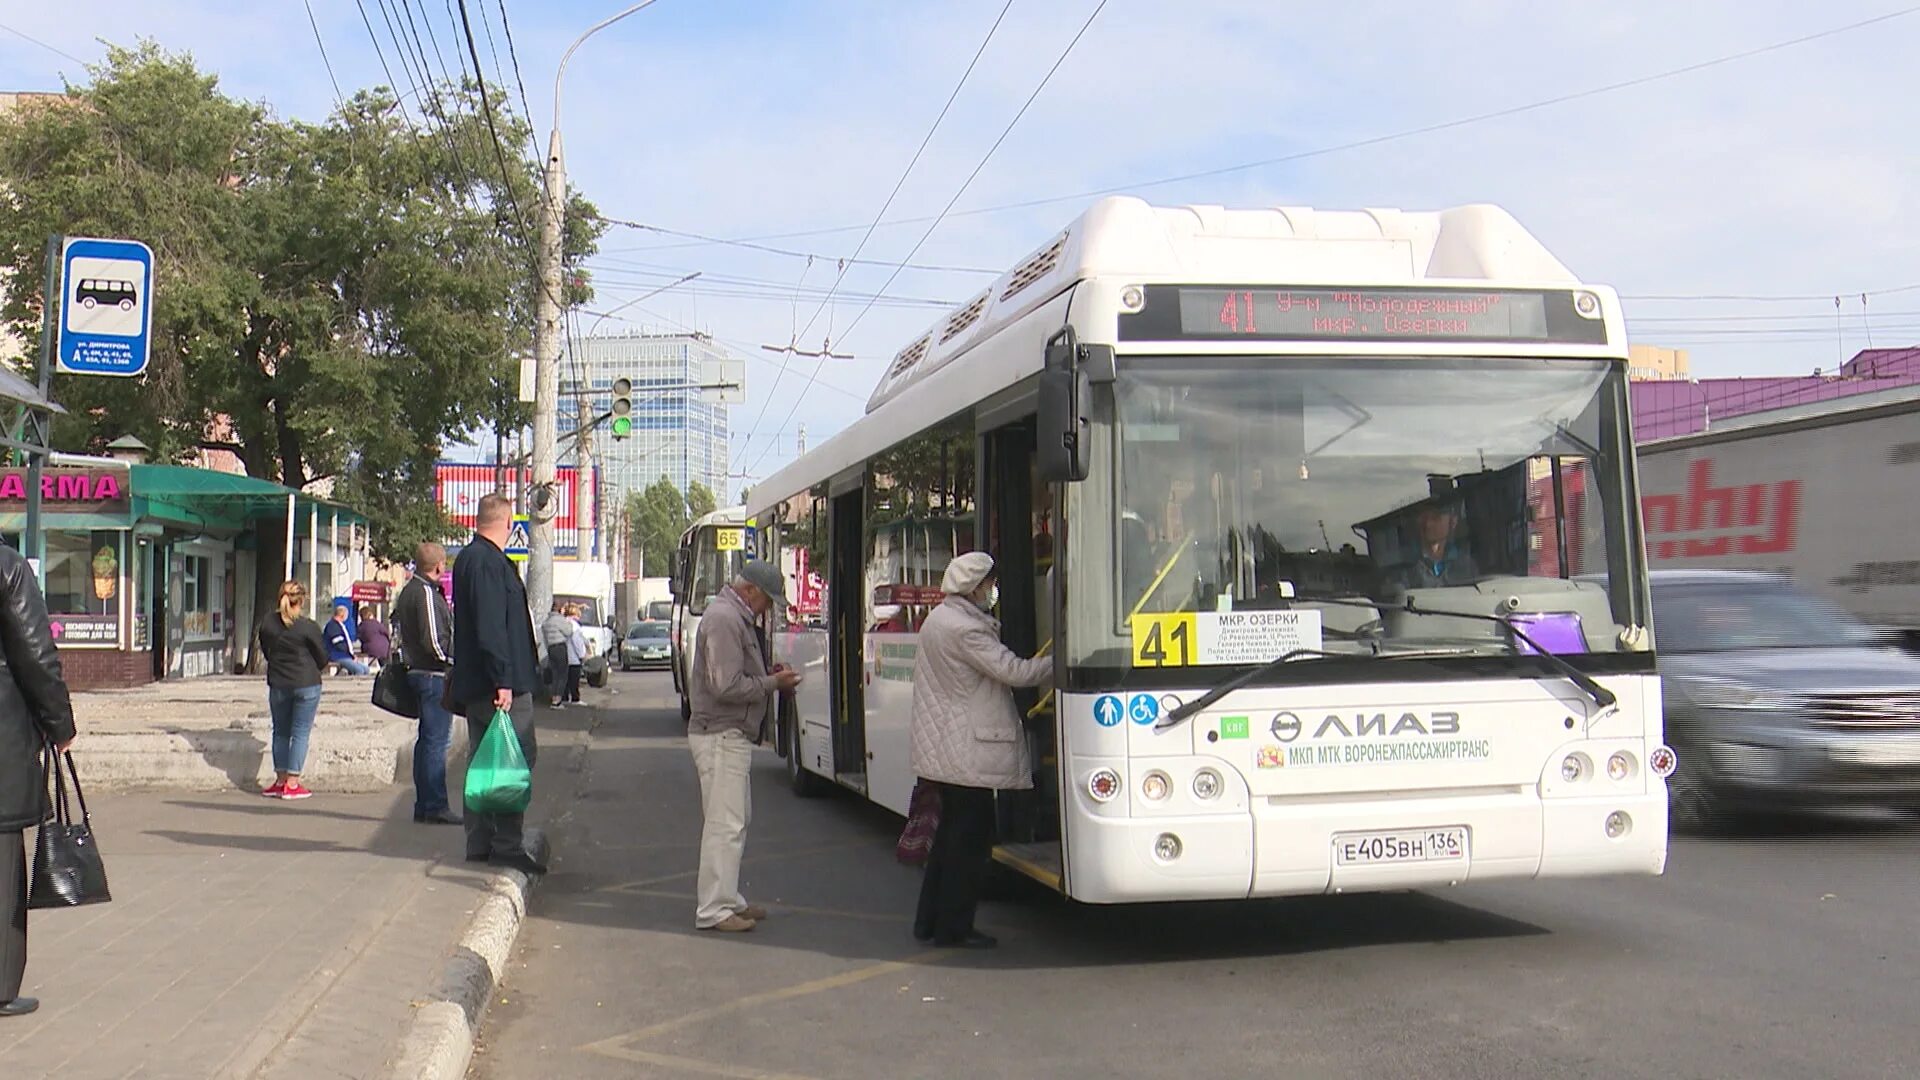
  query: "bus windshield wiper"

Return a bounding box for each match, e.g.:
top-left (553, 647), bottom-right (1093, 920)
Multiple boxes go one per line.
top-left (1395, 598), bottom-right (1617, 715)
top-left (1156, 599), bottom-right (1617, 733)
top-left (1155, 645), bottom-right (1478, 732)
top-left (1288, 595), bottom-right (1615, 716)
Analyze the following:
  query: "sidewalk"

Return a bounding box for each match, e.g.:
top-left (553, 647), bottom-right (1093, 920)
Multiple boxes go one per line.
top-left (0, 687), bottom-right (602, 1079)
top-left (69, 675), bottom-right (415, 792)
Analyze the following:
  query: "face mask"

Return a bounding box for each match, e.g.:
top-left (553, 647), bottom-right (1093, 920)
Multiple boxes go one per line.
top-left (976, 584), bottom-right (999, 611)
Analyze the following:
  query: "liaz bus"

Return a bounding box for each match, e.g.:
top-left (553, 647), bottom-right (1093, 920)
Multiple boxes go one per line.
top-left (669, 506), bottom-right (753, 720)
top-left (748, 197), bottom-right (1673, 903)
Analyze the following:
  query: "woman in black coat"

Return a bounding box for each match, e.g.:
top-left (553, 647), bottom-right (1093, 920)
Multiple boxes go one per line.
top-left (0, 544), bottom-right (79, 1018)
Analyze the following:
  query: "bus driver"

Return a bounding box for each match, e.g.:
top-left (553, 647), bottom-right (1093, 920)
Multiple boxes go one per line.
top-left (1402, 504), bottom-right (1480, 589)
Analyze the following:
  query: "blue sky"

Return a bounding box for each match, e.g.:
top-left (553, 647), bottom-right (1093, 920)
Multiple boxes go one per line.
top-left (6, 1), bottom-right (1919, 488)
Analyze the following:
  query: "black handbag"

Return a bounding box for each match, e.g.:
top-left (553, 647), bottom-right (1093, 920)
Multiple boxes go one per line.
top-left (372, 653), bottom-right (420, 718)
top-left (29, 745), bottom-right (112, 910)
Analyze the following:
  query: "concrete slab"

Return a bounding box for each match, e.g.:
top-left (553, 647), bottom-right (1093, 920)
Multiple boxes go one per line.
top-left (67, 675), bottom-right (416, 792)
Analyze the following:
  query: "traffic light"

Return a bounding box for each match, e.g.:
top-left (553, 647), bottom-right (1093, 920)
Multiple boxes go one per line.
top-left (610, 377), bottom-right (632, 440)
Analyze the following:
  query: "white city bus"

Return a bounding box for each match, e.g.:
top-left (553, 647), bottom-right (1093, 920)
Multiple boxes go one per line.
top-left (748, 197), bottom-right (1673, 902)
top-left (669, 505), bottom-right (754, 720)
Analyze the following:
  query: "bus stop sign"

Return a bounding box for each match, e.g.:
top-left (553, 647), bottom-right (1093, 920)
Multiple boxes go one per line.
top-left (57, 237), bottom-right (155, 377)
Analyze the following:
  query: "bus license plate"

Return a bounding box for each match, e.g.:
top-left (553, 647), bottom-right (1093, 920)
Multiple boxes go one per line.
top-left (1333, 827), bottom-right (1468, 866)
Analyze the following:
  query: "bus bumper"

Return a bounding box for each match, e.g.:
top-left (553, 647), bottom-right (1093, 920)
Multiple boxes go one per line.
top-left (1063, 789), bottom-right (1668, 904)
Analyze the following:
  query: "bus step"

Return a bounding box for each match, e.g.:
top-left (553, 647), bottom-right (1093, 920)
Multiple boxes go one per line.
top-left (992, 841), bottom-right (1062, 891)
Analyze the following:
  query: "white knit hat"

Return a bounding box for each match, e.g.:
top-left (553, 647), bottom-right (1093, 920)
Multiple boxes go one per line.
top-left (941, 551), bottom-right (995, 595)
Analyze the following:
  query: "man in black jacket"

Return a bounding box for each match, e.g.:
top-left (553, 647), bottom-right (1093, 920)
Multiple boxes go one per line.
top-left (0, 543), bottom-right (78, 1017)
top-left (395, 542), bottom-right (459, 825)
top-left (450, 495), bottom-right (546, 875)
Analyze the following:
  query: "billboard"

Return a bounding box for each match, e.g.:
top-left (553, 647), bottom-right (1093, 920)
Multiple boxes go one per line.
top-left (434, 462), bottom-right (597, 557)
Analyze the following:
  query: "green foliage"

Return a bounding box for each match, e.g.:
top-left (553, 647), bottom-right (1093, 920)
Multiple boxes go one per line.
top-left (0, 42), bottom-right (605, 561)
top-left (624, 477), bottom-right (720, 572)
top-left (686, 480), bottom-right (718, 521)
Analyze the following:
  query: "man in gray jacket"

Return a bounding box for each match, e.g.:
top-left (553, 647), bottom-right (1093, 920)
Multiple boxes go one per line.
top-left (687, 560), bottom-right (800, 932)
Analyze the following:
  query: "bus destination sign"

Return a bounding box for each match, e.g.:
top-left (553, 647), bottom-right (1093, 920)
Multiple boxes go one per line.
top-left (1119, 285), bottom-right (1608, 345)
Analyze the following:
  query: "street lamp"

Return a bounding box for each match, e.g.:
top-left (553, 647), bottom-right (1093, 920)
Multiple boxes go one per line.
top-left (529, 0), bottom-right (669, 621)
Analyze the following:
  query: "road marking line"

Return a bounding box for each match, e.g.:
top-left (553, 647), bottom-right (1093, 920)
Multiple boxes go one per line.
top-left (583, 1046), bottom-right (825, 1079)
top-left (580, 955), bottom-right (939, 1058)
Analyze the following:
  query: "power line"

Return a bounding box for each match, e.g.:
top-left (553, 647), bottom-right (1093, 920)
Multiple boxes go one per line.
top-left (1626, 281), bottom-right (1920, 303)
top-left (455, 0), bottom-right (536, 248)
top-left (382, 0), bottom-right (471, 185)
top-left (303, 0), bottom-right (349, 109)
top-left (599, 219), bottom-right (999, 275)
top-left (494, 0), bottom-right (543, 169)
top-left (354, 0), bottom-right (416, 125)
top-left (734, 0), bottom-right (1018, 473)
top-left (747, 0), bottom-right (1108, 478)
top-left (656, 4), bottom-right (1920, 253)
top-left (0, 20), bottom-right (87, 65)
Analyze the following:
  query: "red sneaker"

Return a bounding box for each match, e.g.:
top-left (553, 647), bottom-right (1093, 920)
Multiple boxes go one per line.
top-left (261, 780), bottom-right (286, 798)
top-left (279, 782), bottom-right (314, 801)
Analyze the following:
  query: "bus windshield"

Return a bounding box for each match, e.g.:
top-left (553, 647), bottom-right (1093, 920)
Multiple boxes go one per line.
top-left (687, 527), bottom-right (747, 615)
top-left (1069, 355), bottom-right (1643, 668)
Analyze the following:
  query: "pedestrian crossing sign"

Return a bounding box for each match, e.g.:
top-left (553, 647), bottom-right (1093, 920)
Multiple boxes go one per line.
top-left (506, 514), bottom-right (530, 562)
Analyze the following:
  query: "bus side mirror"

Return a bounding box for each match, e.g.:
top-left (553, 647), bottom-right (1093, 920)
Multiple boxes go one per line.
top-left (1038, 331), bottom-right (1110, 484)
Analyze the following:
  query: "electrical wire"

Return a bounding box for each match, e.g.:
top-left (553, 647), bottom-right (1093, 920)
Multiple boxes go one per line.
top-left (646, 4), bottom-right (1920, 253)
top-left (494, 0), bottom-right (545, 175)
top-left (746, 0), bottom-right (1109, 477)
top-left (455, 0), bottom-right (536, 247)
top-left (303, 0), bottom-right (348, 109)
top-left (354, 0), bottom-right (416, 125)
top-left (731, 0), bottom-right (1018, 473)
top-left (0, 20), bottom-right (86, 65)
top-left (598, 219), bottom-right (999, 275)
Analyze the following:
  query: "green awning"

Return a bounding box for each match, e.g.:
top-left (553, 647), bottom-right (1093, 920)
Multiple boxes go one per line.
top-left (129, 465), bottom-right (367, 534)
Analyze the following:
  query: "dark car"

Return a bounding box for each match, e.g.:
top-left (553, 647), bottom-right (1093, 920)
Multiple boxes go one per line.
top-left (620, 620), bottom-right (671, 671)
top-left (1650, 570), bottom-right (1920, 830)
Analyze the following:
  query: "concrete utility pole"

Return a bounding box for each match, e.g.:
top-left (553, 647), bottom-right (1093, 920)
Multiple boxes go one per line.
top-left (577, 393), bottom-right (595, 557)
top-left (527, 0), bottom-right (663, 620)
top-left (527, 128), bottom-right (564, 620)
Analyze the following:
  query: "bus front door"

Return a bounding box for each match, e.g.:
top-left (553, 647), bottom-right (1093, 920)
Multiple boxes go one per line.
top-left (828, 487), bottom-right (868, 791)
top-left (981, 419), bottom-right (1061, 875)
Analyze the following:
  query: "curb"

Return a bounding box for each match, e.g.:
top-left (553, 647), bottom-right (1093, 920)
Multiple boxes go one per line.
top-left (380, 862), bottom-right (537, 1080)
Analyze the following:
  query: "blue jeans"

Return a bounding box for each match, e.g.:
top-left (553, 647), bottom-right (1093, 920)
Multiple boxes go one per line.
top-left (408, 671), bottom-right (454, 816)
top-left (331, 657), bottom-right (370, 676)
top-left (268, 683), bottom-right (324, 774)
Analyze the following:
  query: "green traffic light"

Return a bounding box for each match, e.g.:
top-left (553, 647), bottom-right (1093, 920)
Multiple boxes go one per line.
top-left (611, 415), bottom-right (632, 439)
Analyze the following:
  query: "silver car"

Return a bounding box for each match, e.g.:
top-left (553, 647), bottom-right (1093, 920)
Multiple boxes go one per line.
top-left (620, 621), bottom-right (672, 671)
top-left (1651, 570), bottom-right (1920, 830)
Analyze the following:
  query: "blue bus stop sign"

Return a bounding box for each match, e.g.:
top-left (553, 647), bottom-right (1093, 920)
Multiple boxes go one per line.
top-left (58, 237), bottom-right (154, 377)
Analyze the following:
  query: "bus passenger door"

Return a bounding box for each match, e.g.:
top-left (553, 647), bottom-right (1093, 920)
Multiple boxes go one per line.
top-left (981, 420), bottom-right (1059, 851)
top-left (828, 487), bottom-right (868, 791)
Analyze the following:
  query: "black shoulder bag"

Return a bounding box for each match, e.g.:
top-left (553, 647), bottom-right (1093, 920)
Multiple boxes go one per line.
top-left (29, 744), bottom-right (112, 909)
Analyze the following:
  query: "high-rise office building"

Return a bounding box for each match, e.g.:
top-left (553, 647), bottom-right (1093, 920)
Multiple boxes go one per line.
top-left (558, 332), bottom-right (735, 511)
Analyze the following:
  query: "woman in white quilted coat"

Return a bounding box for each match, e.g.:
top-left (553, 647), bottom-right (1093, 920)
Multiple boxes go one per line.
top-left (908, 551), bottom-right (1051, 949)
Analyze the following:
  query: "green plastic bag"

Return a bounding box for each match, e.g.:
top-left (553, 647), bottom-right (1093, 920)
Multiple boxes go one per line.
top-left (464, 709), bottom-right (532, 814)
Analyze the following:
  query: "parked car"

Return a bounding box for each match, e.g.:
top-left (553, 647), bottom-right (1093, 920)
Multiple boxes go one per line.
top-left (1650, 569), bottom-right (1920, 830)
top-left (621, 620), bottom-right (672, 671)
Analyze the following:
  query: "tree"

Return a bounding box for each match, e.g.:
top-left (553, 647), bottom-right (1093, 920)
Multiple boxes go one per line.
top-left (686, 480), bottom-right (718, 521)
top-left (625, 477), bottom-right (691, 574)
top-left (0, 43), bottom-right (605, 561)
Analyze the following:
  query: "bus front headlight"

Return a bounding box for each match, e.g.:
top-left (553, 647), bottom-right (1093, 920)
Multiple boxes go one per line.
top-left (1191, 768), bottom-right (1223, 800)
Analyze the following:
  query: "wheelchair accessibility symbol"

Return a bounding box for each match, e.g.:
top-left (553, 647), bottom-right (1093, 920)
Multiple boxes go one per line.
top-left (1127, 694), bottom-right (1159, 726)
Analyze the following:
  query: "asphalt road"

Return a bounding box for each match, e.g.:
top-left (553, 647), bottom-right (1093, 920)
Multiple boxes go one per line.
top-left (472, 673), bottom-right (1920, 1080)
